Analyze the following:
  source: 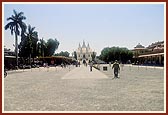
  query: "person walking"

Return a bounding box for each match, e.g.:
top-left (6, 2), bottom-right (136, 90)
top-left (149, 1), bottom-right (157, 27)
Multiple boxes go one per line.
top-left (78, 61), bottom-right (80, 67)
top-left (90, 61), bottom-right (93, 72)
top-left (112, 60), bottom-right (120, 78)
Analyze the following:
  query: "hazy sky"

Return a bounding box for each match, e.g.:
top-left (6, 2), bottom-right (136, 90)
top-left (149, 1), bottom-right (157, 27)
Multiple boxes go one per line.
top-left (3, 3), bottom-right (164, 55)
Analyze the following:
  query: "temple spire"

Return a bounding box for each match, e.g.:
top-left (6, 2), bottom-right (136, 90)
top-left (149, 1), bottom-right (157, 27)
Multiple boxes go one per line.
top-left (87, 43), bottom-right (90, 49)
top-left (82, 40), bottom-right (86, 48)
top-left (79, 43), bottom-right (81, 48)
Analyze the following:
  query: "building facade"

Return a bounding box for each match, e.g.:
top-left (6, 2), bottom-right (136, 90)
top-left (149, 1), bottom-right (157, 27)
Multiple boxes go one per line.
top-left (132, 41), bottom-right (164, 66)
top-left (4, 48), bottom-right (17, 70)
top-left (76, 41), bottom-right (96, 63)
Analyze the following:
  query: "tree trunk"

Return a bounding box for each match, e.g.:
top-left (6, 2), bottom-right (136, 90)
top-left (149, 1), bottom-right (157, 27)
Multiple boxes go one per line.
top-left (30, 53), bottom-right (31, 65)
top-left (15, 33), bottom-right (18, 69)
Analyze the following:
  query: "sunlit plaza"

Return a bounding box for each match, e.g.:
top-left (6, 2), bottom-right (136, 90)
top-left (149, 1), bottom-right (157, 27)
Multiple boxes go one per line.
top-left (4, 65), bottom-right (164, 111)
top-left (3, 2), bottom-right (165, 113)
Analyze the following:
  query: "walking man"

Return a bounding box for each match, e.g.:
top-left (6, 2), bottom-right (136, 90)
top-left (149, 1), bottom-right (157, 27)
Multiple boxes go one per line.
top-left (90, 61), bottom-right (93, 72)
top-left (112, 60), bottom-right (120, 78)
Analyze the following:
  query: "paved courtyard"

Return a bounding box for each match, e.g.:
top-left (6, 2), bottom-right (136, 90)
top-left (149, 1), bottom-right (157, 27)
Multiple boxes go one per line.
top-left (3, 64), bottom-right (165, 112)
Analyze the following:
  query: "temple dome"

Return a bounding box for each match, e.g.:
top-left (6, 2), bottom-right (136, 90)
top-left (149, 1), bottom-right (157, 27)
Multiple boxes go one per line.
top-left (134, 43), bottom-right (145, 49)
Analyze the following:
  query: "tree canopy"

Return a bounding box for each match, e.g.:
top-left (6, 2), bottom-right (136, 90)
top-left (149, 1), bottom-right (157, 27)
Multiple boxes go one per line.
top-left (54, 51), bottom-right (70, 57)
top-left (5, 10), bottom-right (60, 65)
top-left (99, 47), bottom-right (133, 63)
top-left (19, 25), bottom-right (38, 58)
top-left (44, 38), bottom-right (60, 56)
top-left (5, 10), bottom-right (26, 36)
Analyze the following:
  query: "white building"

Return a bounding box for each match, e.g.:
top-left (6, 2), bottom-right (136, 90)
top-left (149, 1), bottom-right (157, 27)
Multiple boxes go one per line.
top-left (76, 41), bottom-right (96, 63)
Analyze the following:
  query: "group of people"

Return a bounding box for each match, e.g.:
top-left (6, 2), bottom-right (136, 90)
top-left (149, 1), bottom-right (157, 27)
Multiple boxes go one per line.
top-left (72, 59), bottom-right (121, 78)
top-left (89, 60), bottom-right (120, 78)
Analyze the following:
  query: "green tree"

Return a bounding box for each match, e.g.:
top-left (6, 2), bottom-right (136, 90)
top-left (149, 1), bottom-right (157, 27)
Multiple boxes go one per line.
top-left (5, 10), bottom-right (26, 67)
top-left (36, 38), bottom-right (46, 57)
top-left (19, 32), bottom-right (29, 58)
top-left (99, 47), bottom-right (110, 62)
top-left (19, 25), bottom-right (38, 64)
top-left (26, 25), bottom-right (38, 64)
top-left (55, 51), bottom-right (70, 57)
top-left (99, 46), bottom-right (133, 63)
top-left (44, 38), bottom-right (59, 56)
top-left (36, 38), bottom-right (59, 57)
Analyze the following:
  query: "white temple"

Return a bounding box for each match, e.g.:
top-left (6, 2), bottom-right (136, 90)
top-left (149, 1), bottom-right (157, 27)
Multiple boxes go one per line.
top-left (76, 41), bottom-right (96, 63)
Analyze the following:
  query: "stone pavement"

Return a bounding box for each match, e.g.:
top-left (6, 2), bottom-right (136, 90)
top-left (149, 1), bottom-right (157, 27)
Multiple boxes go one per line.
top-left (3, 64), bottom-right (165, 112)
top-left (62, 65), bottom-right (108, 79)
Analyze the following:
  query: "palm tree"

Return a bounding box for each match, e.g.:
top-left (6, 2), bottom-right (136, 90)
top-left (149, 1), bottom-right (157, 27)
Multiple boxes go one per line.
top-left (26, 25), bottom-right (38, 65)
top-left (5, 10), bottom-right (26, 68)
top-left (38, 38), bottom-right (46, 57)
